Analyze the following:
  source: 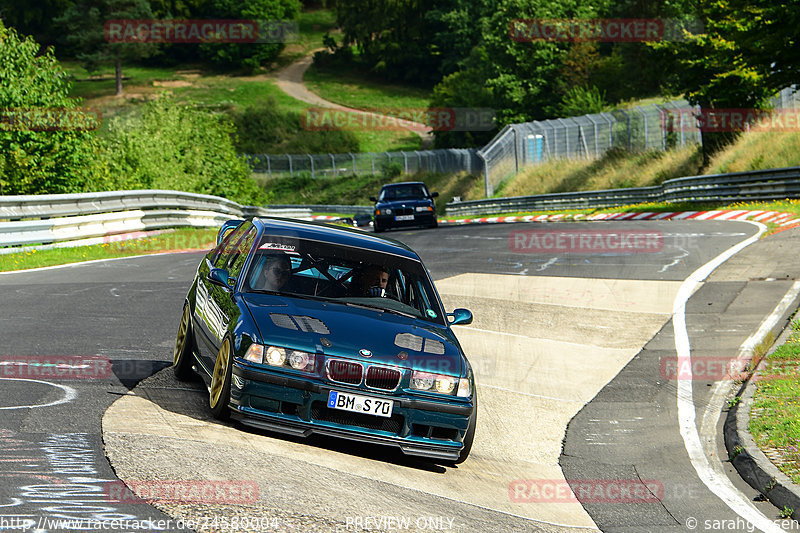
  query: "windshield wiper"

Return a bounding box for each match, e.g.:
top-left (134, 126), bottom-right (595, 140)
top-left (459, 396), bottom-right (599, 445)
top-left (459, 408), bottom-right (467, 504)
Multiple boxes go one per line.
top-left (248, 290), bottom-right (335, 303)
top-left (344, 301), bottom-right (416, 319)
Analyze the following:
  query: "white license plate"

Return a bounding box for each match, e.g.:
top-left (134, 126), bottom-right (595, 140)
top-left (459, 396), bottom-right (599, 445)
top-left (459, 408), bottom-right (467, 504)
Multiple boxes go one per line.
top-left (394, 214), bottom-right (414, 221)
top-left (327, 390), bottom-right (393, 418)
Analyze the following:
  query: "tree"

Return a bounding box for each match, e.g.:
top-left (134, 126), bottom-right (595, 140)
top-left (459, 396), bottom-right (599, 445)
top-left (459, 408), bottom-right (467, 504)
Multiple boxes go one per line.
top-left (332, 0), bottom-right (487, 86)
top-left (198, 0), bottom-right (300, 73)
top-left (54, 0), bottom-right (157, 95)
top-left (658, 0), bottom-right (782, 161)
top-left (0, 20), bottom-right (104, 195)
top-left (0, 0), bottom-right (74, 49)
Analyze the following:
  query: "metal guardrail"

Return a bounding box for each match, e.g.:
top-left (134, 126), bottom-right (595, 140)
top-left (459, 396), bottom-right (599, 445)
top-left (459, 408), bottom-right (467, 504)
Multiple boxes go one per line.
top-left (0, 190), bottom-right (312, 254)
top-left (268, 204), bottom-right (373, 216)
top-left (445, 166), bottom-right (800, 216)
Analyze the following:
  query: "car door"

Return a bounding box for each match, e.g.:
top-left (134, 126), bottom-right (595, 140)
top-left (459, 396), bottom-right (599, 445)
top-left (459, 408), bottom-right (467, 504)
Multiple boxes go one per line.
top-left (195, 223), bottom-right (255, 371)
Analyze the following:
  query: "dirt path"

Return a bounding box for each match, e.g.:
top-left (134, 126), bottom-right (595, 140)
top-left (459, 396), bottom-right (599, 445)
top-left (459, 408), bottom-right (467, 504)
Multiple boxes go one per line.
top-left (274, 50), bottom-right (434, 148)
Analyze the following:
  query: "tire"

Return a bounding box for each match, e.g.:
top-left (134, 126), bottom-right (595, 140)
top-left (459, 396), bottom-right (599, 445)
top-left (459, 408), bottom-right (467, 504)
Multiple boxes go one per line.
top-left (209, 337), bottom-right (233, 420)
top-left (428, 219), bottom-right (438, 229)
top-left (452, 394), bottom-right (477, 465)
top-left (373, 222), bottom-right (384, 233)
top-left (173, 304), bottom-right (195, 381)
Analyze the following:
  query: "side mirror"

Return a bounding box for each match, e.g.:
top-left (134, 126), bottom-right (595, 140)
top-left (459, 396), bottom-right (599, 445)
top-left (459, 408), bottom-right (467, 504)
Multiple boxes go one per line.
top-left (369, 196), bottom-right (378, 202)
top-left (447, 308), bottom-right (473, 325)
top-left (431, 191), bottom-right (439, 198)
top-left (208, 268), bottom-right (235, 290)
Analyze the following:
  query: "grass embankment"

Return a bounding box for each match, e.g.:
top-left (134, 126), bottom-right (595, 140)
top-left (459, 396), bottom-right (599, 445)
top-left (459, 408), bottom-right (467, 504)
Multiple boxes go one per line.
top-left (62, 9), bottom-right (421, 154)
top-left (496, 131), bottom-right (800, 198)
top-left (65, 63), bottom-right (420, 154)
top-left (0, 229), bottom-right (217, 272)
top-left (749, 318), bottom-right (800, 486)
top-left (305, 62), bottom-right (432, 116)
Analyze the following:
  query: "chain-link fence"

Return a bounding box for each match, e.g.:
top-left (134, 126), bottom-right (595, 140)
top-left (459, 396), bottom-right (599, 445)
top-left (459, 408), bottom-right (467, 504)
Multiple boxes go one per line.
top-left (246, 87), bottom-right (800, 197)
top-left (246, 149), bottom-right (482, 179)
top-left (477, 87), bottom-right (800, 195)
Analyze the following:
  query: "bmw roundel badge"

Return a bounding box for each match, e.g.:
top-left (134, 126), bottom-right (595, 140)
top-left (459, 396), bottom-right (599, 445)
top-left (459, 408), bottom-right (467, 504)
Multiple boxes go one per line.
top-left (359, 349), bottom-right (372, 358)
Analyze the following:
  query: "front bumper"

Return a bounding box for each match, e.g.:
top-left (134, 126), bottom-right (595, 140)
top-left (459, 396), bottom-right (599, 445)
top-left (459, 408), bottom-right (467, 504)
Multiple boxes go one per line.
top-left (374, 213), bottom-right (437, 230)
top-left (230, 363), bottom-right (472, 461)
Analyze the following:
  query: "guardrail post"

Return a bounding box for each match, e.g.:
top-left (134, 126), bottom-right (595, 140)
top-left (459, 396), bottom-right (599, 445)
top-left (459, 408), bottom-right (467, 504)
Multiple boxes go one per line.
top-left (330, 153), bottom-right (336, 178)
top-left (579, 124), bottom-right (589, 159)
top-left (288, 155), bottom-right (293, 178)
top-left (637, 106), bottom-right (649, 150)
top-left (309, 154), bottom-right (315, 178)
top-left (587, 115), bottom-right (599, 159)
top-left (477, 151), bottom-right (491, 197)
top-left (350, 152), bottom-right (356, 175)
top-left (618, 110), bottom-right (631, 150)
top-left (403, 152), bottom-right (409, 174)
top-left (266, 155), bottom-right (271, 178)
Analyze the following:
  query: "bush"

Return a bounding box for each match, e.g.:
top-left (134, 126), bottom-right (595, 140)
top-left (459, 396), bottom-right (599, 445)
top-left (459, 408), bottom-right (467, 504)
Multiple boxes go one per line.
top-left (0, 21), bottom-right (105, 195)
top-left (229, 97), bottom-right (360, 154)
top-left (101, 97), bottom-right (266, 205)
top-left (559, 85), bottom-right (608, 117)
top-left (379, 160), bottom-right (403, 179)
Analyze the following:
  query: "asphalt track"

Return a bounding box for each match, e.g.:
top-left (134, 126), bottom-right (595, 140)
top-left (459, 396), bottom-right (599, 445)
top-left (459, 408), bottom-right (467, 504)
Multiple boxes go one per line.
top-left (1, 220), bottom-right (799, 533)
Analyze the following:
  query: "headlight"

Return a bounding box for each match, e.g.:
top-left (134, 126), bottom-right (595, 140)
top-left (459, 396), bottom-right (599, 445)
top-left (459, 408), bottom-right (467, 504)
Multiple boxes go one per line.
top-left (415, 206), bottom-right (433, 212)
top-left (410, 371), bottom-right (459, 395)
top-left (288, 350), bottom-right (315, 371)
top-left (244, 344), bottom-right (315, 372)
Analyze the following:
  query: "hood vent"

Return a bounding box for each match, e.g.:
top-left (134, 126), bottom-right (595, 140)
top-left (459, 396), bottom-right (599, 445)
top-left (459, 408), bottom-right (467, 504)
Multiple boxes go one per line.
top-left (270, 313), bottom-right (330, 334)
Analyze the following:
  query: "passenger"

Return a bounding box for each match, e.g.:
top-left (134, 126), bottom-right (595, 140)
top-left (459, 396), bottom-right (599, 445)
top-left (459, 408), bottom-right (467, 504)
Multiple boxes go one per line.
top-left (257, 253), bottom-right (292, 292)
top-left (360, 264), bottom-right (390, 297)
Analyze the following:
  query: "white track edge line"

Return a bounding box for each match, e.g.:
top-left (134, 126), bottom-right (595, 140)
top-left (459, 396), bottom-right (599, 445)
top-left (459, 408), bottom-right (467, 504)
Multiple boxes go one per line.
top-left (674, 220), bottom-right (784, 533)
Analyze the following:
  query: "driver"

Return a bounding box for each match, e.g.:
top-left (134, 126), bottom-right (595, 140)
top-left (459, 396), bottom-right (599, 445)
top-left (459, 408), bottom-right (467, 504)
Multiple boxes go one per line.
top-left (257, 253), bottom-right (292, 292)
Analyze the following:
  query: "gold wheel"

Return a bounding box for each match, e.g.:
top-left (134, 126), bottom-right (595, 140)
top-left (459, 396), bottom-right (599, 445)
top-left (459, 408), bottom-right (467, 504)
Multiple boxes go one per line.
top-left (173, 306), bottom-right (190, 366)
top-left (209, 339), bottom-right (231, 409)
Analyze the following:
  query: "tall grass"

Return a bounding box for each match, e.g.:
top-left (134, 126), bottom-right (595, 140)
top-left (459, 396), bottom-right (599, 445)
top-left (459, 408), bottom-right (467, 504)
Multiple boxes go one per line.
top-left (707, 132), bottom-right (800, 174)
top-left (497, 131), bottom-right (800, 198)
top-left (497, 144), bottom-right (703, 197)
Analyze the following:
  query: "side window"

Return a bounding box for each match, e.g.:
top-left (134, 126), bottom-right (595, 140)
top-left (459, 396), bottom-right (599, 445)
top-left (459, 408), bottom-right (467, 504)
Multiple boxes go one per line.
top-left (214, 224), bottom-right (255, 271)
top-left (212, 223), bottom-right (248, 267)
top-left (226, 227), bottom-right (257, 278)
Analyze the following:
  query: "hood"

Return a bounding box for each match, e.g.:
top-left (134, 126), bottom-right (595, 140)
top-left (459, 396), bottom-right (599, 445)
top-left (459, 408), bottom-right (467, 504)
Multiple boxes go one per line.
top-left (242, 293), bottom-right (464, 376)
top-left (376, 198), bottom-right (434, 210)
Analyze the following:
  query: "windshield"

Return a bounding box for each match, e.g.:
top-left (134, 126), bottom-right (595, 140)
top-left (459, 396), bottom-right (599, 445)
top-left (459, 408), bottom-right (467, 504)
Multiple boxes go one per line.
top-left (379, 184), bottom-right (428, 201)
top-left (244, 234), bottom-right (445, 325)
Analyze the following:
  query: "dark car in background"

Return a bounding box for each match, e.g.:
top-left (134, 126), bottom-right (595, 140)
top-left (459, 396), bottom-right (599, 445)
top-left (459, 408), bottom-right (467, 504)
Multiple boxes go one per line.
top-left (371, 182), bottom-right (439, 233)
top-left (173, 217), bottom-right (477, 463)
